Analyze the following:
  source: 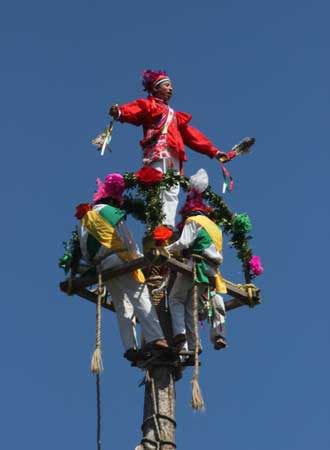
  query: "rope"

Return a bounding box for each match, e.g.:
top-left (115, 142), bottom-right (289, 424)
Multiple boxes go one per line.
top-left (91, 273), bottom-right (106, 374)
top-left (142, 414), bottom-right (176, 429)
top-left (91, 272), bottom-right (106, 450)
top-left (190, 260), bottom-right (205, 411)
top-left (140, 370), bottom-right (177, 449)
top-left (140, 438), bottom-right (177, 449)
top-left (150, 374), bottom-right (161, 449)
top-left (96, 374), bottom-right (101, 450)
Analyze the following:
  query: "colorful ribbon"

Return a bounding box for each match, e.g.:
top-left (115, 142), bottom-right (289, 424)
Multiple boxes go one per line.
top-left (221, 163), bottom-right (234, 193)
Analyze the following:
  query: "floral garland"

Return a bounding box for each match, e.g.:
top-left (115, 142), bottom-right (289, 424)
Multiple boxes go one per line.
top-left (58, 229), bottom-right (79, 274)
top-left (59, 168), bottom-right (263, 282)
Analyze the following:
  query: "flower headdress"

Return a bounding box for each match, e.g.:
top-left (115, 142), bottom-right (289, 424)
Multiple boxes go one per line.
top-left (93, 173), bottom-right (126, 204)
top-left (141, 69), bottom-right (170, 92)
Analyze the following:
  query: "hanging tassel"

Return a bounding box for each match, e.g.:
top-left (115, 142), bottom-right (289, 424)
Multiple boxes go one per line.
top-left (191, 375), bottom-right (205, 411)
top-left (91, 348), bottom-right (104, 374)
top-left (190, 260), bottom-right (205, 411)
top-left (91, 273), bottom-right (106, 374)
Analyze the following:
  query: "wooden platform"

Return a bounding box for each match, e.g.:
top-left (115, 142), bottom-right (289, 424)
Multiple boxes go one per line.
top-left (59, 253), bottom-right (261, 313)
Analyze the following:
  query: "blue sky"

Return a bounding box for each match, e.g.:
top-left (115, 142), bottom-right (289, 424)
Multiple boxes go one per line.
top-left (1, 1), bottom-right (329, 449)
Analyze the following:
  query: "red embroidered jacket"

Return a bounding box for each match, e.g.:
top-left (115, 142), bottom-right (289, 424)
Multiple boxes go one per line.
top-left (118, 96), bottom-right (220, 164)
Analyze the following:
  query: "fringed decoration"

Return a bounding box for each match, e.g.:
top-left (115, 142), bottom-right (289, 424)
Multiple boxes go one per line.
top-left (91, 273), bottom-right (106, 374)
top-left (190, 260), bottom-right (205, 411)
top-left (91, 121), bottom-right (114, 156)
top-left (232, 136), bottom-right (255, 156)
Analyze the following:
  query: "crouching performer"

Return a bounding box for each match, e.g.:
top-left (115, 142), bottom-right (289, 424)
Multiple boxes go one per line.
top-left (75, 173), bottom-right (168, 360)
top-left (165, 169), bottom-right (228, 352)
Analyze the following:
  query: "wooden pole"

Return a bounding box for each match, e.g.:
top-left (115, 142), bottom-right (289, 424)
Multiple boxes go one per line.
top-left (140, 264), bottom-right (176, 450)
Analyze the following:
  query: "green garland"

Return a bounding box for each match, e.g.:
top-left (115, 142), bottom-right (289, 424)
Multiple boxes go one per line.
top-left (121, 170), bottom-right (254, 281)
top-left (58, 229), bottom-right (79, 274)
top-left (59, 170), bottom-right (256, 282)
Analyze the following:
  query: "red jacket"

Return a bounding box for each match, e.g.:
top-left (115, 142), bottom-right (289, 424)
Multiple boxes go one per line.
top-left (118, 96), bottom-right (220, 164)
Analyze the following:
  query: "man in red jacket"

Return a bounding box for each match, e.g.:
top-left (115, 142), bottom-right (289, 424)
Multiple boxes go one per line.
top-left (109, 70), bottom-right (229, 227)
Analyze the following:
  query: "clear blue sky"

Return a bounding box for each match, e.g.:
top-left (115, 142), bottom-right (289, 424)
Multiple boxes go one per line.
top-left (1, 1), bottom-right (329, 449)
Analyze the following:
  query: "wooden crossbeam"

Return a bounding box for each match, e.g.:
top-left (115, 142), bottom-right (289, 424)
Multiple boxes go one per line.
top-left (59, 256), bottom-right (147, 292)
top-left (59, 254), bottom-right (261, 312)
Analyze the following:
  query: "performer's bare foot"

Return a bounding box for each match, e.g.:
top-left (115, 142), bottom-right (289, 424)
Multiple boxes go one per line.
top-left (150, 339), bottom-right (169, 350)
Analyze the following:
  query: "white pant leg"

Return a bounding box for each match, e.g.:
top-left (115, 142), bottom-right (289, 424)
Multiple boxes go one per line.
top-left (150, 158), bottom-right (180, 228)
top-left (160, 183), bottom-right (180, 228)
top-left (107, 274), bottom-right (164, 346)
top-left (169, 272), bottom-right (192, 338)
top-left (210, 293), bottom-right (226, 343)
top-left (105, 279), bottom-right (137, 351)
top-left (185, 284), bottom-right (205, 351)
top-left (100, 254), bottom-right (163, 349)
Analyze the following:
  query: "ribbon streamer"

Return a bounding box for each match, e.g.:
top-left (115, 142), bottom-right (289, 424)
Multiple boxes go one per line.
top-left (221, 163), bottom-right (234, 194)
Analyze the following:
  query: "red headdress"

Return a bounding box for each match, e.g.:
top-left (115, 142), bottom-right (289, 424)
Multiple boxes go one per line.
top-left (142, 69), bottom-right (170, 92)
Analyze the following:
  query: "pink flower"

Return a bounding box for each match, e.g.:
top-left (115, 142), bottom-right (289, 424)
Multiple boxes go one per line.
top-left (249, 255), bottom-right (264, 276)
top-left (93, 173), bottom-right (125, 203)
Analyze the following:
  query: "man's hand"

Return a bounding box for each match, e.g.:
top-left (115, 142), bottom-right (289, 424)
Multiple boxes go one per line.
top-left (160, 247), bottom-right (172, 259)
top-left (215, 150), bottom-right (231, 163)
top-left (109, 104), bottom-right (119, 119)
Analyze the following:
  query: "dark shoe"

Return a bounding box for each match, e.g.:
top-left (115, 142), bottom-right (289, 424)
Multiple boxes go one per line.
top-left (214, 336), bottom-right (227, 350)
top-left (123, 348), bottom-right (138, 362)
top-left (173, 333), bottom-right (187, 350)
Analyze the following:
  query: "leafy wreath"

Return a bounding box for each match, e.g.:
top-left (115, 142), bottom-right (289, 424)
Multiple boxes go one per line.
top-left (59, 168), bottom-right (263, 282)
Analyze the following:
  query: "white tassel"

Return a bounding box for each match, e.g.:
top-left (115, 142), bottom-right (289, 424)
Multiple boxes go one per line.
top-left (191, 376), bottom-right (205, 411)
top-left (91, 348), bottom-right (104, 374)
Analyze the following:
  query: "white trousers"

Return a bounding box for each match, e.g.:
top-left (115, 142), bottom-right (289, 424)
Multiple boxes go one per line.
top-left (169, 273), bottom-right (227, 349)
top-left (210, 293), bottom-right (226, 343)
top-left (150, 158), bottom-right (180, 228)
top-left (99, 255), bottom-right (164, 350)
top-left (169, 271), bottom-right (205, 350)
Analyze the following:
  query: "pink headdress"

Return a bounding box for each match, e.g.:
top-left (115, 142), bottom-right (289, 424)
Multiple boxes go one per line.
top-left (142, 69), bottom-right (170, 92)
top-left (93, 173), bottom-right (126, 204)
top-left (180, 169), bottom-right (213, 217)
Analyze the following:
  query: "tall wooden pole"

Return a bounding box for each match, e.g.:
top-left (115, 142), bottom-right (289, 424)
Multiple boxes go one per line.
top-left (59, 252), bottom-right (260, 449)
top-left (140, 264), bottom-right (177, 450)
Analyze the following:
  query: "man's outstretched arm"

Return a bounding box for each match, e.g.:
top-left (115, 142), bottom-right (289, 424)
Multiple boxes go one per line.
top-left (109, 99), bottom-right (147, 126)
top-left (180, 122), bottom-right (227, 160)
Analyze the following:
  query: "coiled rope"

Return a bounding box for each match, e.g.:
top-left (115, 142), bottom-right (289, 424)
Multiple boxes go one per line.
top-left (91, 272), bottom-right (106, 450)
top-left (190, 259), bottom-right (205, 411)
